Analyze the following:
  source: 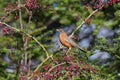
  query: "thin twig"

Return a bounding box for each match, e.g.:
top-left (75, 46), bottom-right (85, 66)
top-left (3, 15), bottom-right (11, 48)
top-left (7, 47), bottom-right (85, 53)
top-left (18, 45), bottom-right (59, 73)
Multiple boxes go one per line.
top-left (1, 4), bottom-right (25, 22)
top-left (18, 0), bottom-right (23, 30)
top-left (34, 55), bottom-right (53, 72)
top-left (18, 0), bottom-right (27, 66)
top-left (0, 21), bottom-right (49, 57)
top-left (28, 55), bottom-right (53, 79)
top-left (47, 62), bottom-right (66, 73)
top-left (28, 11), bottom-right (32, 24)
top-left (70, 9), bottom-right (98, 37)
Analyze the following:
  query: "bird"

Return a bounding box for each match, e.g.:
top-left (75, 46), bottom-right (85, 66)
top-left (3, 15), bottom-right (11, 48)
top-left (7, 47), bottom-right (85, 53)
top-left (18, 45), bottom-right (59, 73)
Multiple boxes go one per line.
top-left (56, 29), bottom-right (86, 53)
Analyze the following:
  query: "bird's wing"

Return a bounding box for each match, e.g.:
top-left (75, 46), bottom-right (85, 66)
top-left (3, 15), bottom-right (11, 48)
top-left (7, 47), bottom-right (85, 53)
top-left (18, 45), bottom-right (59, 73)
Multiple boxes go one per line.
top-left (64, 36), bottom-right (86, 53)
top-left (64, 36), bottom-right (79, 47)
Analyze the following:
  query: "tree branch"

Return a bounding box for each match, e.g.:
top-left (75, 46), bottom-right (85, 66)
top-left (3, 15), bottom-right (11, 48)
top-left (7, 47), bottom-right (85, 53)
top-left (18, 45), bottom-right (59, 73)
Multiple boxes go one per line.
top-left (47, 62), bottom-right (66, 73)
top-left (28, 55), bottom-right (53, 79)
top-left (70, 5), bottom-right (104, 37)
top-left (0, 21), bottom-right (49, 58)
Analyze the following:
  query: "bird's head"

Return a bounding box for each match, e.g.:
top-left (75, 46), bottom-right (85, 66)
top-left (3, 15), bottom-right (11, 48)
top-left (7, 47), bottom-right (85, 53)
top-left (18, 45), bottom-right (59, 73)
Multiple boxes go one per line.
top-left (56, 29), bottom-right (65, 33)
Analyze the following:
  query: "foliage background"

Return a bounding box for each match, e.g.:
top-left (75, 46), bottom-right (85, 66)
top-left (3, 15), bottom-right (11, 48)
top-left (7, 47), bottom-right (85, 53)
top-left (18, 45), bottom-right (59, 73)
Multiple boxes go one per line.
top-left (0, 0), bottom-right (120, 80)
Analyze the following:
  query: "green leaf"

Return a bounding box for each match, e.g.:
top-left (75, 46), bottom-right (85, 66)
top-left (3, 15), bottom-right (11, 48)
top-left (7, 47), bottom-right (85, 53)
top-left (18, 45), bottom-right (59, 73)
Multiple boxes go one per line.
top-left (51, 14), bottom-right (60, 21)
top-left (60, 17), bottom-right (71, 25)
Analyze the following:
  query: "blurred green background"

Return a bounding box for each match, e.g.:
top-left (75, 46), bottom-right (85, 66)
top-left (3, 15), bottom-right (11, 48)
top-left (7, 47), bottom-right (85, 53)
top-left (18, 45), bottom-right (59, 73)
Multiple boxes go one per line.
top-left (0, 0), bottom-right (120, 80)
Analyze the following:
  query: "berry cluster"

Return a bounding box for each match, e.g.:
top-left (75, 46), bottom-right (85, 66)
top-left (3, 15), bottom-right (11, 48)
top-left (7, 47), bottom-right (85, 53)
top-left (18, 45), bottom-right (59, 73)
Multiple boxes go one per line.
top-left (29, 55), bottom-right (96, 80)
top-left (92, 0), bottom-right (103, 10)
top-left (82, 0), bottom-right (120, 10)
top-left (3, 27), bottom-right (9, 34)
top-left (0, 23), bottom-right (3, 27)
top-left (2, 27), bottom-right (14, 35)
top-left (106, 0), bottom-right (120, 5)
top-left (25, 0), bottom-right (40, 10)
top-left (4, 3), bottom-right (14, 12)
top-left (92, 0), bottom-right (120, 10)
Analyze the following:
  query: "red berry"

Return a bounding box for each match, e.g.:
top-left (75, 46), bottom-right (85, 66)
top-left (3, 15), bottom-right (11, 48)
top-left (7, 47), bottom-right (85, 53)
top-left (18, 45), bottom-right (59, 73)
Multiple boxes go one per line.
top-left (113, 0), bottom-right (117, 3)
top-left (0, 23), bottom-right (3, 27)
top-left (43, 65), bottom-right (49, 71)
top-left (5, 3), bottom-right (13, 12)
top-left (86, 18), bottom-right (91, 24)
top-left (25, 0), bottom-right (39, 10)
top-left (65, 67), bottom-right (69, 71)
top-left (3, 27), bottom-right (9, 34)
top-left (14, 16), bottom-right (19, 20)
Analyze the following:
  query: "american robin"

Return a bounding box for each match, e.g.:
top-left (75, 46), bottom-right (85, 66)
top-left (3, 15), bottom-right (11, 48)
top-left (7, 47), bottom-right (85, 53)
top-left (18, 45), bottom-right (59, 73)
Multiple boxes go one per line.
top-left (57, 29), bottom-right (86, 53)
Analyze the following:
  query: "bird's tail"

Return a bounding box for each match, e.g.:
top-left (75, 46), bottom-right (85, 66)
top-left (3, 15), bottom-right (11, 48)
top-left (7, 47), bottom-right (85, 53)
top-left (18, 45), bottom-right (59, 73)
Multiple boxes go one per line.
top-left (78, 46), bottom-right (87, 53)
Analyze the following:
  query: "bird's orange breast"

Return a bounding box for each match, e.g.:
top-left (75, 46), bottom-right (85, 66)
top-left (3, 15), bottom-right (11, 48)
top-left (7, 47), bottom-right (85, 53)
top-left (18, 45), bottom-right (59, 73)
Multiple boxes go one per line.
top-left (59, 33), bottom-right (72, 48)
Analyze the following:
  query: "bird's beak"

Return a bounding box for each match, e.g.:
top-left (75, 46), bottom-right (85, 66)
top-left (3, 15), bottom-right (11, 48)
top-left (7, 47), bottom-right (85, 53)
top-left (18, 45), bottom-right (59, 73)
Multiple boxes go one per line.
top-left (56, 29), bottom-right (60, 32)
